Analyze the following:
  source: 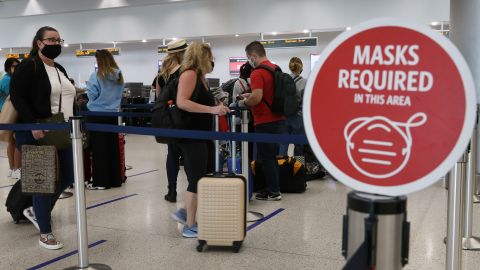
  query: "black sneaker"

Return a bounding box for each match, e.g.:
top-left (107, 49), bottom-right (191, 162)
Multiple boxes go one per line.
top-left (255, 191), bottom-right (282, 201)
top-left (164, 190), bottom-right (177, 203)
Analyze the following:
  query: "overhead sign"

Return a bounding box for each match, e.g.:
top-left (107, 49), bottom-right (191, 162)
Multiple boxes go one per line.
top-left (229, 57), bottom-right (248, 75)
top-left (6, 53), bottom-right (29, 59)
top-left (259, 37), bottom-right (317, 49)
top-left (303, 19), bottom-right (476, 196)
top-left (76, 48), bottom-right (120, 57)
top-left (158, 46), bottom-right (168, 54)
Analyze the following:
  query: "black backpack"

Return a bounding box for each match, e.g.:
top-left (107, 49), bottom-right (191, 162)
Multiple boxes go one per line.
top-left (5, 180), bottom-right (32, 223)
top-left (151, 74), bottom-right (195, 144)
top-left (256, 64), bottom-right (298, 116)
top-left (252, 156), bottom-right (307, 193)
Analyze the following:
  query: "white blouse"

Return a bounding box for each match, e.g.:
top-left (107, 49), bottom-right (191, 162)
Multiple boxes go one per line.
top-left (43, 63), bottom-right (76, 120)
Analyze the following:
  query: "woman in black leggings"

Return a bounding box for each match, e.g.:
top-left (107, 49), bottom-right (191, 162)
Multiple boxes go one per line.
top-left (170, 43), bottom-right (230, 238)
top-left (155, 39), bottom-right (188, 202)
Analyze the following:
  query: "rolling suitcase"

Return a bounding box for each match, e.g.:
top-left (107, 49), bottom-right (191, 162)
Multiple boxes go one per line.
top-left (5, 180), bottom-right (33, 223)
top-left (197, 114), bottom-right (247, 253)
top-left (119, 133), bottom-right (127, 183)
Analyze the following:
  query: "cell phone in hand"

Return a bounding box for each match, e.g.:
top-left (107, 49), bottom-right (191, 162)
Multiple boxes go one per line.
top-left (236, 95), bottom-right (244, 101)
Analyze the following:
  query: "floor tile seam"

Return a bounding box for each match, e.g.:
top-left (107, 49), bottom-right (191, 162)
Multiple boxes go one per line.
top-left (87, 224), bottom-right (183, 239)
top-left (126, 169), bottom-right (160, 178)
top-left (246, 245), bottom-right (344, 262)
top-left (83, 193), bottom-right (140, 208)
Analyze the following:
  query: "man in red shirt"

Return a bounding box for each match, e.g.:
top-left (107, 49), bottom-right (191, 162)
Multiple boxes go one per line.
top-left (241, 41), bottom-right (286, 201)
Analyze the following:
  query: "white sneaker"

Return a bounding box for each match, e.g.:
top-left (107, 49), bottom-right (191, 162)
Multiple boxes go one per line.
top-left (11, 169), bottom-right (21, 180)
top-left (86, 183), bottom-right (106, 190)
top-left (7, 169), bottom-right (13, 178)
top-left (23, 207), bottom-right (40, 231)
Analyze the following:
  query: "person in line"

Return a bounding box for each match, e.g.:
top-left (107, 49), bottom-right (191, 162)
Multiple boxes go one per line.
top-left (0, 58), bottom-right (21, 179)
top-left (171, 42), bottom-right (230, 238)
top-left (240, 41), bottom-right (285, 201)
top-left (86, 49), bottom-right (125, 190)
top-left (232, 62), bottom-right (252, 102)
top-left (10, 26), bottom-right (76, 250)
top-left (279, 57), bottom-right (308, 156)
top-left (156, 39), bottom-right (188, 203)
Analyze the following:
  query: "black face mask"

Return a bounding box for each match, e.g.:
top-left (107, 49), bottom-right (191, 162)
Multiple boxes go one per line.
top-left (41, 44), bottom-right (62, 59)
top-left (210, 61), bottom-right (215, 71)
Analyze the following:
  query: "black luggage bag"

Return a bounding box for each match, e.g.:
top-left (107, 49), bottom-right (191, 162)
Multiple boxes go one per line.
top-left (252, 156), bottom-right (307, 193)
top-left (5, 180), bottom-right (33, 223)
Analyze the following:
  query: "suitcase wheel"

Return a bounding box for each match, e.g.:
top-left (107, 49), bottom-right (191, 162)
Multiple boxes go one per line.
top-left (232, 241), bottom-right (243, 253)
top-left (197, 240), bottom-right (207, 252)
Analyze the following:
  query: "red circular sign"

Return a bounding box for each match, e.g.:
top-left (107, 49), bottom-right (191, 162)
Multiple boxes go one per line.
top-left (304, 19), bottom-right (476, 195)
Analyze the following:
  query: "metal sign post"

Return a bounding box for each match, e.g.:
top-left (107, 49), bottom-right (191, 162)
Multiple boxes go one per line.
top-left (64, 117), bottom-right (111, 270)
top-left (462, 126), bottom-right (480, 249)
top-left (446, 152), bottom-right (467, 270)
top-left (239, 109), bottom-right (264, 222)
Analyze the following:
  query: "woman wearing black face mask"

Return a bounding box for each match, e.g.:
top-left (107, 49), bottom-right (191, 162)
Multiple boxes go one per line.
top-left (10, 26), bottom-right (76, 250)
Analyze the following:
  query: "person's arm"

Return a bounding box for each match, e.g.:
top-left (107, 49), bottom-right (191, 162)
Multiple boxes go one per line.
top-left (155, 75), bottom-right (161, 97)
top-left (86, 72), bottom-right (100, 102)
top-left (10, 60), bottom-right (37, 123)
top-left (0, 77), bottom-right (8, 98)
top-left (177, 70), bottom-right (229, 115)
top-left (242, 71), bottom-right (263, 106)
top-left (233, 81), bottom-right (243, 98)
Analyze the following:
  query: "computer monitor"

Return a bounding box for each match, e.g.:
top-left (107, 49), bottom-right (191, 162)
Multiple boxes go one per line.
top-left (125, 82), bottom-right (144, 97)
top-left (206, 78), bottom-right (220, 88)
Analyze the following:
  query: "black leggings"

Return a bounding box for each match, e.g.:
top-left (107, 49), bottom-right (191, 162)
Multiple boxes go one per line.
top-left (177, 140), bottom-right (214, 193)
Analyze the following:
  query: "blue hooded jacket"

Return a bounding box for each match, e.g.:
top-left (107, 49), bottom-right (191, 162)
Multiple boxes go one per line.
top-left (0, 74), bottom-right (11, 112)
top-left (87, 69), bottom-right (124, 112)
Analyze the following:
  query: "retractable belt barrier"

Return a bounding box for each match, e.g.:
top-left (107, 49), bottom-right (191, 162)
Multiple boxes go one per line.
top-left (121, 104), bottom-right (155, 109)
top-left (0, 121), bottom-right (309, 145)
top-left (0, 123), bottom-right (70, 131)
top-left (78, 111), bottom-right (153, 118)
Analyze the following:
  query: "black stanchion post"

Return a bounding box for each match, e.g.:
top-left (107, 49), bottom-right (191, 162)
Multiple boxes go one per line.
top-left (64, 116), bottom-right (111, 270)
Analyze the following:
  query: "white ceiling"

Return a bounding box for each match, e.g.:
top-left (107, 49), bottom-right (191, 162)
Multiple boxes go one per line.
top-left (0, 0), bottom-right (204, 18)
top-left (0, 0), bottom-right (450, 48)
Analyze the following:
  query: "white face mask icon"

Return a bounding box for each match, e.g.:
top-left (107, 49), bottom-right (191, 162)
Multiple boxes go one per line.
top-left (344, 112), bottom-right (427, 179)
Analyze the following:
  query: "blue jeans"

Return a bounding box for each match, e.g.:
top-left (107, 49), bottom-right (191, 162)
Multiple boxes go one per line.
top-left (16, 131), bottom-right (74, 234)
top-left (279, 113), bottom-right (305, 156)
top-left (255, 121), bottom-right (285, 194)
top-left (166, 143), bottom-right (181, 190)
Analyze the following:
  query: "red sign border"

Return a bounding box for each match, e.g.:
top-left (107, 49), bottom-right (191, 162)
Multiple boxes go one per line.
top-left (303, 19), bottom-right (477, 196)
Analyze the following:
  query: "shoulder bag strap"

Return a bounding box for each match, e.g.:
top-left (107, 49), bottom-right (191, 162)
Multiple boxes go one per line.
top-left (54, 68), bottom-right (63, 113)
top-left (238, 79), bottom-right (248, 93)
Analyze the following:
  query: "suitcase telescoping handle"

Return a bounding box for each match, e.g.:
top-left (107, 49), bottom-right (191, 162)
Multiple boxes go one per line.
top-left (214, 112), bottom-right (238, 174)
top-left (214, 114), bottom-right (221, 173)
top-left (231, 113), bottom-right (237, 174)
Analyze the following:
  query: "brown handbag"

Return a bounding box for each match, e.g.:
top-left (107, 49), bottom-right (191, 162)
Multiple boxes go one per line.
top-left (0, 95), bottom-right (18, 142)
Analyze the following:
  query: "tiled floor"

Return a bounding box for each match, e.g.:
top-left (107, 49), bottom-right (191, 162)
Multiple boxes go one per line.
top-left (0, 135), bottom-right (479, 270)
